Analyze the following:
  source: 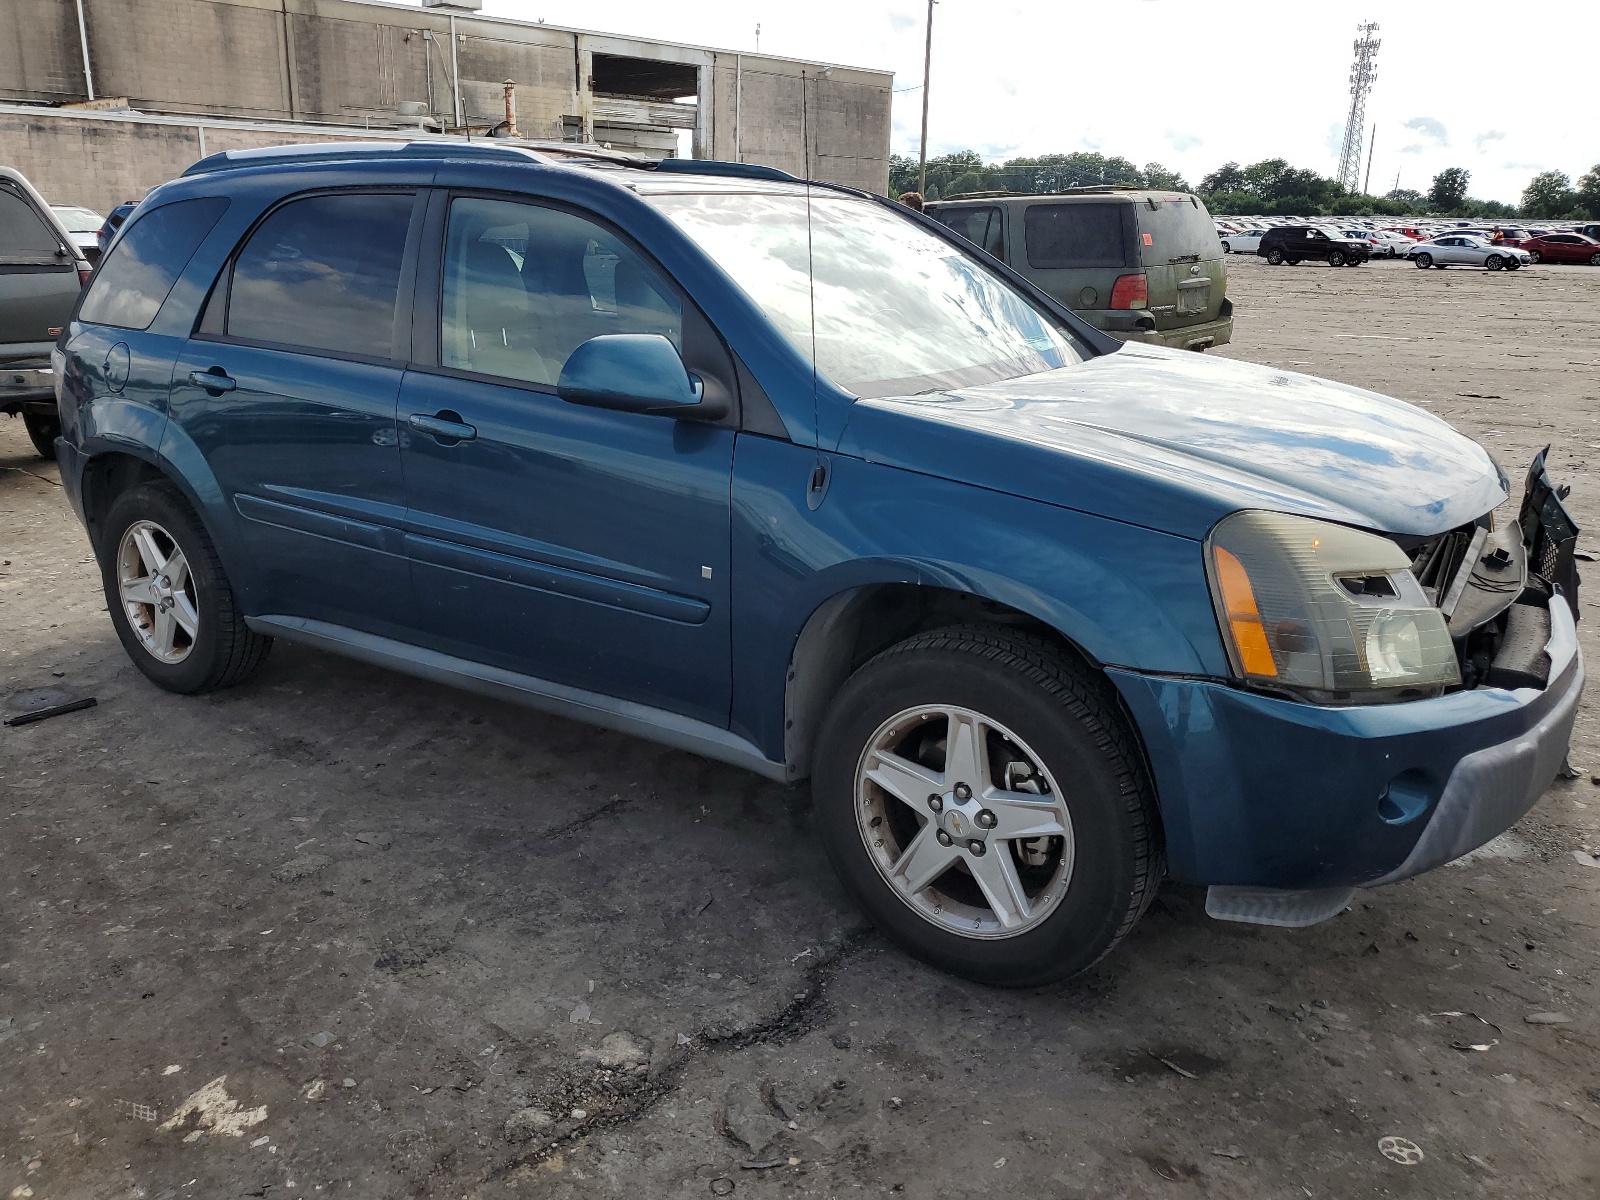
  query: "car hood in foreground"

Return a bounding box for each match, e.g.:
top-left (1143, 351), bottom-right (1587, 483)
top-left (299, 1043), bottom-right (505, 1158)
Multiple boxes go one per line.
top-left (839, 344), bottom-right (1506, 541)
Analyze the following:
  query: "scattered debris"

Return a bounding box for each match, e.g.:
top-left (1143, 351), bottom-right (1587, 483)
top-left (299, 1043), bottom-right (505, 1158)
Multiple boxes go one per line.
top-left (831, 1032), bottom-right (851, 1049)
top-left (302, 1079), bottom-right (326, 1100)
top-left (585, 1030), bottom-right (652, 1072)
top-left (1378, 1136), bottom-right (1425, 1165)
top-left (115, 1099), bottom-right (158, 1123)
top-left (310, 1032), bottom-right (333, 1047)
top-left (273, 854), bottom-right (331, 884)
top-left (162, 1064), bottom-right (181, 1075)
top-left (1524, 1012), bottom-right (1573, 1025)
top-left (1212, 1147), bottom-right (1245, 1160)
top-left (159, 1075), bottom-right (267, 1138)
top-left (741, 1158), bottom-right (786, 1170)
top-left (4, 696), bottom-right (97, 727)
top-left (709, 1180), bottom-right (735, 1196)
top-left (568, 1003), bottom-right (592, 1024)
top-left (1153, 1054), bottom-right (1198, 1080)
top-left (570, 1107), bottom-right (587, 1119)
top-left (1451, 1040), bottom-right (1498, 1053)
top-left (504, 1107), bottom-right (554, 1143)
top-left (1572, 849), bottom-right (1600, 868)
top-left (342, 1078), bottom-right (357, 1088)
top-left (993, 1157), bottom-right (1007, 1168)
top-left (354, 831), bottom-right (393, 849)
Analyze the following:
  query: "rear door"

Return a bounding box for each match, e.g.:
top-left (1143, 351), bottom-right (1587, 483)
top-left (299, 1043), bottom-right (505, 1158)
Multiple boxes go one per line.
top-left (1136, 195), bottom-right (1226, 331)
top-left (0, 177), bottom-right (80, 363)
top-left (394, 191), bottom-right (737, 725)
top-left (168, 190), bottom-right (421, 635)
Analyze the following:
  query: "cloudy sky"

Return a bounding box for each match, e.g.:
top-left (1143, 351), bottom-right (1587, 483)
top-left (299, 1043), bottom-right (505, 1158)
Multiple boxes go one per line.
top-left (484, 0), bottom-right (1591, 204)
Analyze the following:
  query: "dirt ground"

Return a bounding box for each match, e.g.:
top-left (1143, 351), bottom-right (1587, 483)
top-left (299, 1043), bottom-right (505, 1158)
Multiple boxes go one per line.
top-left (3, 254), bottom-right (1599, 1200)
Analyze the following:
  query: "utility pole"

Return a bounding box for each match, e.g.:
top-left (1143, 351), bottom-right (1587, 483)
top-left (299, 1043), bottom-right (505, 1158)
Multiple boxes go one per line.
top-left (1362, 122), bottom-right (1376, 195)
top-left (754, 24), bottom-right (760, 52)
top-left (917, 0), bottom-right (935, 195)
top-left (1335, 22), bottom-right (1379, 193)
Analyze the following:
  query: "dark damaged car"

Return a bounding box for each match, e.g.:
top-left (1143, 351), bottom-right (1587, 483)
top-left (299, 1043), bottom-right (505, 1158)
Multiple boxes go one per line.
top-left (52, 143), bottom-right (1583, 985)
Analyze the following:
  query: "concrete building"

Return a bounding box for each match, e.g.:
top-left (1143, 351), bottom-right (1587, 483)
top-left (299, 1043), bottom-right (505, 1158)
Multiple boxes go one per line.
top-left (0, 0), bottom-right (892, 212)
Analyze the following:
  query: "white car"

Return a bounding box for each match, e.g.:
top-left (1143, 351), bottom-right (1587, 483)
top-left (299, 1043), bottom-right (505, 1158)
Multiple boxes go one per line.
top-left (1370, 230), bottom-right (1416, 257)
top-left (50, 204), bottom-right (104, 262)
top-left (1219, 227), bottom-right (1268, 254)
top-left (1408, 235), bottom-right (1532, 271)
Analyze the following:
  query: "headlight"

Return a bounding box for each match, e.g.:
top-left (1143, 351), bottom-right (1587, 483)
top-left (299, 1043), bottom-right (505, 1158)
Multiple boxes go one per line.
top-left (1206, 510), bottom-right (1461, 701)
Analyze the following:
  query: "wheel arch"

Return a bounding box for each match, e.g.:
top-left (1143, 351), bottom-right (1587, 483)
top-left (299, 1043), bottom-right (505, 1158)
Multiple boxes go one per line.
top-left (781, 580), bottom-right (1138, 784)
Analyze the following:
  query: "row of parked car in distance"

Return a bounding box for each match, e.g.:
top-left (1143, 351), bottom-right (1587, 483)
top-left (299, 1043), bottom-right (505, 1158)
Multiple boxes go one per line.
top-left (1222, 218), bottom-right (1600, 270)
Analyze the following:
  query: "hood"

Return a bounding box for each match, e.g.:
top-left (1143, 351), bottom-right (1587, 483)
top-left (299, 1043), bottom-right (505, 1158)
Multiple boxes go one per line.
top-left (838, 344), bottom-right (1506, 541)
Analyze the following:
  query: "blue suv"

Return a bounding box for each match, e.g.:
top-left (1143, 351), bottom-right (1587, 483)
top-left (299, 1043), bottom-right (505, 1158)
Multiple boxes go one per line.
top-left (54, 143), bottom-right (1582, 985)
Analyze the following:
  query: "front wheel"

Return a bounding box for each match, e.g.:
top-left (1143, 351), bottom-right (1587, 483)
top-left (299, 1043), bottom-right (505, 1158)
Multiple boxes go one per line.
top-left (97, 481), bottom-right (273, 694)
top-left (1220, 240), bottom-right (1231, 253)
top-left (1415, 253), bottom-right (1433, 268)
top-left (1328, 250), bottom-right (1346, 267)
top-left (813, 626), bottom-right (1163, 987)
top-left (1506, 259), bottom-right (1521, 271)
top-left (22, 411), bottom-right (59, 460)
top-left (1265, 248), bottom-right (1285, 265)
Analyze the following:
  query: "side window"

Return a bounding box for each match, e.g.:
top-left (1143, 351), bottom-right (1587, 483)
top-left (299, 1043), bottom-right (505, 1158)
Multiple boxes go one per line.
top-left (0, 182), bottom-right (65, 261)
top-left (79, 197), bottom-right (229, 330)
top-left (226, 193), bottom-right (412, 359)
top-left (441, 196), bottom-right (682, 388)
top-left (936, 206), bottom-right (1004, 260)
top-left (1024, 203), bottom-right (1132, 269)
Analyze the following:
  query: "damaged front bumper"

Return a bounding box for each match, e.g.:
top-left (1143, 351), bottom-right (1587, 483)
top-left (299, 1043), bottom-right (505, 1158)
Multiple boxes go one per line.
top-left (1109, 450), bottom-right (1584, 927)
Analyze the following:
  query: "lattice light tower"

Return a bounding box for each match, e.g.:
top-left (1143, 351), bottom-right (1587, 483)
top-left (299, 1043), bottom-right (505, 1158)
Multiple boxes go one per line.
top-left (1336, 23), bottom-right (1380, 193)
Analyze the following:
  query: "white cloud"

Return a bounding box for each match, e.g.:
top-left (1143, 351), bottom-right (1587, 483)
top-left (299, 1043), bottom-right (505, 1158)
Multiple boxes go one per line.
top-left (1165, 130), bottom-right (1203, 152)
top-left (1473, 130), bottom-right (1506, 152)
top-left (1403, 117), bottom-right (1448, 145)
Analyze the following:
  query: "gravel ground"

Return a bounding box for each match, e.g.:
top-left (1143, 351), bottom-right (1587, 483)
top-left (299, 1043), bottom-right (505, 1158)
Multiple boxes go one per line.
top-left (3, 254), bottom-right (1599, 1200)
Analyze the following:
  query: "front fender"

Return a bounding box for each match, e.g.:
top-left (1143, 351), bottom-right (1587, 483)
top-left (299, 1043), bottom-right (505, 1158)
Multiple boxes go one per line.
top-left (729, 436), bottom-right (1228, 762)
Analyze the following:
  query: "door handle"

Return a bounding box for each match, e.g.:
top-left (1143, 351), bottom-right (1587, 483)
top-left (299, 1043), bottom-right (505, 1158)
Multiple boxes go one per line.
top-left (188, 369), bottom-right (236, 392)
top-left (408, 411), bottom-right (477, 442)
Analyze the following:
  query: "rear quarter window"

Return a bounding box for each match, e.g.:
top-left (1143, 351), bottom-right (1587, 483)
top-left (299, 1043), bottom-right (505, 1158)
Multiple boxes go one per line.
top-left (1137, 197), bottom-right (1223, 263)
top-left (0, 183), bottom-right (65, 261)
top-left (1024, 203), bottom-right (1135, 270)
top-left (79, 197), bottom-right (229, 330)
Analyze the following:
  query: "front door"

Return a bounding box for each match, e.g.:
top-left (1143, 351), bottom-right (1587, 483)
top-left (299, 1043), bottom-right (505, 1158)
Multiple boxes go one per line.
top-left (168, 190), bottom-right (421, 636)
top-left (396, 194), bottom-right (736, 725)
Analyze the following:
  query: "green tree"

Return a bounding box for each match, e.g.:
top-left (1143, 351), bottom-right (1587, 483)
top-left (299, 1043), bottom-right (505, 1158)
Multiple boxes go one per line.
top-left (1578, 164), bottom-right (1600, 219)
top-left (1521, 170), bottom-right (1577, 219)
top-left (1428, 168), bottom-right (1471, 213)
top-left (1386, 188), bottom-right (1425, 207)
top-left (1142, 162), bottom-right (1190, 191)
top-left (1198, 162), bottom-right (1246, 194)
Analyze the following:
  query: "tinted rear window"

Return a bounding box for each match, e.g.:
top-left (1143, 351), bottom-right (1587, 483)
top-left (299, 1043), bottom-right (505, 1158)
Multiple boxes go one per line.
top-left (79, 197), bottom-right (229, 329)
top-left (0, 183), bottom-right (64, 261)
top-left (1024, 203), bottom-right (1134, 269)
top-left (1138, 197), bottom-right (1222, 263)
top-left (226, 193), bottom-right (412, 359)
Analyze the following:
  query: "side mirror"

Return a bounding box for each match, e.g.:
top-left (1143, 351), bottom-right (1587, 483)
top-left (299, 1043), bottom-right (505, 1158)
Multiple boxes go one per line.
top-left (556, 334), bottom-right (728, 421)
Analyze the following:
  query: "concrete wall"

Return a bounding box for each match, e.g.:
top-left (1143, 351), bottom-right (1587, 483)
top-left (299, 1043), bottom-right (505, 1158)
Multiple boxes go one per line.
top-left (0, 0), bottom-right (891, 196)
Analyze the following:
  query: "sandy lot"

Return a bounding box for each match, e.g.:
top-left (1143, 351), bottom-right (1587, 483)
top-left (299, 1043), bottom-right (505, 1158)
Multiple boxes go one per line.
top-left (3, 254), bottom-right (1599, 1200)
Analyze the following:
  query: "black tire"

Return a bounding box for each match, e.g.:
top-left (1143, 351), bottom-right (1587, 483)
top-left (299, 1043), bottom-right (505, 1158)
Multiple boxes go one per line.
top-left (1506, 260), bottom-right (1521, 271)
top-left (1220, 240), bottom-right (1231, 253)
top-left (1328, 250), bottom-right (1346, 267)
top-left (812, 625), bottom-right (1163, 987)
top-left (1485, 254), bottom-right (1504, 271)
top-left (1415, 253), bottom-right (1433, 268)
top-left (1265, 248), bottom-right (1285, 265)
top-left (97, 481), bottom-right (272, 694)
top-left (23, 411), bottom-right (59, 460)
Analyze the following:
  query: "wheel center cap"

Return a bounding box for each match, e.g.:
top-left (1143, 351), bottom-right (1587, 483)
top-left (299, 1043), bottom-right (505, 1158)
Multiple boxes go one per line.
top-left (943, 809), bottom-right (967, 838)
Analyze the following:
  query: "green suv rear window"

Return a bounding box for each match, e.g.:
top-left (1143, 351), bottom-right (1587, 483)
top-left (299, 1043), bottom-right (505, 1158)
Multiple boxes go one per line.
top-left (1138, 197), bottom-right (1222, 264)
top-left (1024, 203), bottom-right (1134, 270)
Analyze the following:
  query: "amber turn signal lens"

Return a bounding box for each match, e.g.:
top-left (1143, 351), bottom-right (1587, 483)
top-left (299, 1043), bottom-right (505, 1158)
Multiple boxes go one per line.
top-left (1213, 546), bottom-right (1278, 678)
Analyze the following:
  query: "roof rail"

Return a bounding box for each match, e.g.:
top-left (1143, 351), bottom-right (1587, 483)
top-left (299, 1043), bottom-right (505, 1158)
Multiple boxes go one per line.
top-left (181, 140), bottom-right (552, 177)
top-left (650, 159), bottom-right (800, 183)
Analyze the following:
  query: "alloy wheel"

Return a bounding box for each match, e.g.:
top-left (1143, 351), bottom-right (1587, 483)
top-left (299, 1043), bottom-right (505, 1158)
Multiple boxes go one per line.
top-left (116, 519), bottom-right (199, 664)
top-left (854, 704), bottom-right (1075, 940)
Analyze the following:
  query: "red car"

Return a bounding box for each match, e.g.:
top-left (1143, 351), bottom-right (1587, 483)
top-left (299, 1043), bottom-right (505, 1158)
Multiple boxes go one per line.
top-left (1521, 232), bottom-right (1600, 265)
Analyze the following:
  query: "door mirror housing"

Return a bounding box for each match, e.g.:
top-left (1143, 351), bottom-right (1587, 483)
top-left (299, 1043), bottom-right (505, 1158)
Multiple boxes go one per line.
top-left (556, 334), bottom-right (728, 421)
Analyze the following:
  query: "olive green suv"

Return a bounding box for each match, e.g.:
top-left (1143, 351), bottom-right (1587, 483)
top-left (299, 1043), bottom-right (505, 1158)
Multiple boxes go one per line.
top-left (926, 189), bottom-right (1232, 350)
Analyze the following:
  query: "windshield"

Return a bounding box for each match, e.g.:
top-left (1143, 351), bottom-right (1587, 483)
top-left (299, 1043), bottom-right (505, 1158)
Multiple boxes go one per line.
top-left (646, 190), bottom-right (1084, 398)
top-left (52, 206), bottom-right (103, 233)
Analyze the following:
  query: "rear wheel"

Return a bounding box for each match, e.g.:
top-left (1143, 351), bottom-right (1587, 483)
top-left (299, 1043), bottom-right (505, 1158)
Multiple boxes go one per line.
top-left (97, 482), bottom-right (272, 694)
top-left (1590, 252), bottom-right (1600, 266)
top-left (813, 626), bottom-right (1163, 987)
top-left (1485, 254), bottom-right (1504, 271)
top-left (1415, 253), bottom-right (1433, 268)
top-left (22, 411), bottom-right (59, 460)
top-left (1220, 240), bottom-right (1231, 253)
top-left (1527, 250), bottom-right (1541, 263)
top-left (1265, 248), bottom-right (1285, 265)
top-left (1327, 250), bottom-right (1346, 267)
